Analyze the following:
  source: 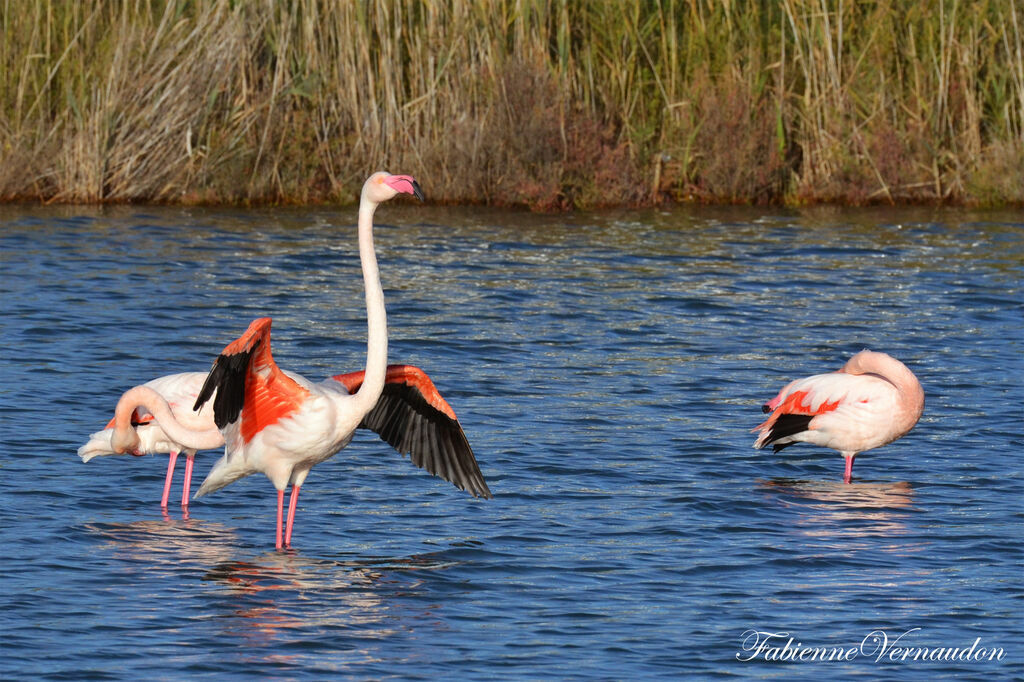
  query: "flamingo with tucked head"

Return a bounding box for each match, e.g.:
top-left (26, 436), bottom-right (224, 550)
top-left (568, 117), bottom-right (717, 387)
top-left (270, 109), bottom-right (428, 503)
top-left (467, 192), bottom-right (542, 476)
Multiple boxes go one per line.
top-left (78, 372), bottom-right (223, 508)
top-left (753, 350), bottom-right (924, 483)
top-left (192, 172), bottom-right (492, 550)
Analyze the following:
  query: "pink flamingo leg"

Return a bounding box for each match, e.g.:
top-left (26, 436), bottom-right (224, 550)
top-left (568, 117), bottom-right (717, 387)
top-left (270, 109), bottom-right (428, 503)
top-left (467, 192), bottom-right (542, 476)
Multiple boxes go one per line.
top-left (161, 450), bottom-right (179, 509)
top-left (275, 489), bottom-right (285, 550)
top-left (180, 454), bottom-right (195, 507)
top-left (284, 485), bottom-right (301, 548)
top-left (843, 455), bottom-right (856, 484)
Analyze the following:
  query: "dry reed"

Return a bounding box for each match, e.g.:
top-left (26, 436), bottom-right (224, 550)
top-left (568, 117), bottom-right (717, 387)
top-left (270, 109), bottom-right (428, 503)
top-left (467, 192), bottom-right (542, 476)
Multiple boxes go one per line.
top-left (1, 0), bottom-right (1021, 208)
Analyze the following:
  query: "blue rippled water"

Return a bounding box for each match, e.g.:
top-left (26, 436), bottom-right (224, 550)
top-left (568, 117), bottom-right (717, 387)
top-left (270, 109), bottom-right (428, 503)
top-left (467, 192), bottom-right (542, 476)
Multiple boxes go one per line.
top-left (1, 203), bottom-right (1021, 679)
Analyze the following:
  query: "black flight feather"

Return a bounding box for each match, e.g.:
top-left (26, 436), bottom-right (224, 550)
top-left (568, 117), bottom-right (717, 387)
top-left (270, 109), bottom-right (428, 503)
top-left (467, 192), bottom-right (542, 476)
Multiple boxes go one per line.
top-left (760, 413), bottom-right (814, 449)
top-left (359, 382), bottom-right (493, 499)
top-left (194, 349), bottom-right (253, 429)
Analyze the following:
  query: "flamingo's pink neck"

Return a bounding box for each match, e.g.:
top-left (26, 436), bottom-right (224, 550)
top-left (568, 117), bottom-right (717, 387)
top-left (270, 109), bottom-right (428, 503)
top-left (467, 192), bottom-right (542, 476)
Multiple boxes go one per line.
top-left (843, 350), bottom-right (924, 436)
top-left (350, 197), bottom-right (388, 417)
top-left (110, 385), bottom-right (223, 454)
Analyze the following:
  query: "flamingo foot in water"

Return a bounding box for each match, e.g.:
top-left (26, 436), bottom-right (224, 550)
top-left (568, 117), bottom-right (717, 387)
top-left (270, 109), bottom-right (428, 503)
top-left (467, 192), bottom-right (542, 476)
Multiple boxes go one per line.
top-left (161, 450), bottom-right (179, 509)
top-left (275, 489), bottom-right (285, 550)
top-left (181, 454), bottom-right (195, 507)
top-left (270, 485), bottom-right (302, 550)
top-left (284, 485), bottom-right (301, 548)
top-left (843, 455), bottom-right (856, 484)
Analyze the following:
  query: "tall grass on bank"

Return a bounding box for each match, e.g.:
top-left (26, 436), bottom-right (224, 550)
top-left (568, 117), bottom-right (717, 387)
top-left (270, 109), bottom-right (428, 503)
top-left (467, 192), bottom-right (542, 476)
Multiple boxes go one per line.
top-left (1, 0), bottom-right (1022, 207)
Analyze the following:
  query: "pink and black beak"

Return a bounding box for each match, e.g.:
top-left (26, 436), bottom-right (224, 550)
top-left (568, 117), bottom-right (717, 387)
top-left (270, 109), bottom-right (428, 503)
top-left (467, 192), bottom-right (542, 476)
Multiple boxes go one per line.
top-left (410, 179), bottom-right (424, 202)
top-left (385, 175), bottom-right (425, 202)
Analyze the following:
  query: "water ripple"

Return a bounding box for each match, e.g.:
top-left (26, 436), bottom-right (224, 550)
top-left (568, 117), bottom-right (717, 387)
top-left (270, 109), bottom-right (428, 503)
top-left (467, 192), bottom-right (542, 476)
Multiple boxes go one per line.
top-left (1, 204), bottom-right (1021, 678)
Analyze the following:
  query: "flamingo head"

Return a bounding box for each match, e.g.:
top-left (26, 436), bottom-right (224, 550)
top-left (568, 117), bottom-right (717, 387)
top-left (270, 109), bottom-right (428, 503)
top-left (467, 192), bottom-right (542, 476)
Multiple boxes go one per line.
top-left (362, 172), bottom-right (424, 205)
top-left (110, 424), bottom-right (142, 455)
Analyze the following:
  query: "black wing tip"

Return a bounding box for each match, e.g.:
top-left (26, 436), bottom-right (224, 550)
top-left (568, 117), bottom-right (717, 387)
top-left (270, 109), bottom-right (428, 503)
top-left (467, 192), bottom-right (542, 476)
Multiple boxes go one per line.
top-left (193, 359), bottom-right (220, 412)
top-left (472, 482), bottom-right (494, 499)
top-left (761, 414), bottom-right (814, 449)
top-left (194, 349), bottom-right (253, 429)
top-left (449, 474), bottom-right (493, 500)
top-left (360, 385), bottom-right (492, 499)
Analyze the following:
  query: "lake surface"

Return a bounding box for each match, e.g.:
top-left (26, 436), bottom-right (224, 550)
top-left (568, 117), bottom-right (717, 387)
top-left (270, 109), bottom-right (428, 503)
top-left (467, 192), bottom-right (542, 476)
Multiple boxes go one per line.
top-left (1, 202), bottom-right (1021, 679)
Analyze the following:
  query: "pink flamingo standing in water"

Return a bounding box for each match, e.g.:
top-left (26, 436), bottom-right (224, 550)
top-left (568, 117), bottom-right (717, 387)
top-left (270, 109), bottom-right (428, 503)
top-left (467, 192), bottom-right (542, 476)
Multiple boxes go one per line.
top-left (78, 372), bottom-right (222, 509)
top-left (191, 172), bottom-right (491, 549)
top-left (753, 350), bottom-right (924, 483)
top-left (78, 360), bottom-right (481, 517)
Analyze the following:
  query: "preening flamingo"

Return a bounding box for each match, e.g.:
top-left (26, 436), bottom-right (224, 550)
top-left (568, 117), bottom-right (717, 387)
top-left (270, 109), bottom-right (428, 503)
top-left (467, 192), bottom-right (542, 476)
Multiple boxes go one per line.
top-left (753, 350), bottom-right (924, 483)
top-left (78, 373), bottom-right (223, 508)
top-left (192, 172), bottom-right (492, 550)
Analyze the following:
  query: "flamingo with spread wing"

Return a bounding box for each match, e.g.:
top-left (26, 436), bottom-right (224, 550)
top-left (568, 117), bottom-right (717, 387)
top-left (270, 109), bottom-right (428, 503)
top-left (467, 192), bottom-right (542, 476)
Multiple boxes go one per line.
top-left (192, 172), bottom-right (491, 549)
top-left (77, 361), bottom-right (474, 514)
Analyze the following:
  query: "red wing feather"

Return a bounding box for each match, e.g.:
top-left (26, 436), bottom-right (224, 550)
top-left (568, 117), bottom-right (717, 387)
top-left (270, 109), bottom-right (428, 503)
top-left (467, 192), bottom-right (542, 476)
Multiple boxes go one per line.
top-left (332, 364), bottom-right (459, 420)
top-left (194, 317), bottom-right (309, 442)
top-left (239, 368), bottom-right (309, 443)
top-left (775, 390), bottom-right (841, 417)
top-left (753, 389), bottom-right (841, 436)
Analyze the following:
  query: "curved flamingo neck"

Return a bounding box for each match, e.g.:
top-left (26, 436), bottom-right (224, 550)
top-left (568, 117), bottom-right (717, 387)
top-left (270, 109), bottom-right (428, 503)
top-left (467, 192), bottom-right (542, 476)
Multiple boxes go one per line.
top-left (844, 350), bottom-right (924, 427)
top-left (110, 385), bottom-right (223, 453)
top-left (894, 366), bottom-right (925, 430)
top-left (350, 196), bottom-right (388, 416)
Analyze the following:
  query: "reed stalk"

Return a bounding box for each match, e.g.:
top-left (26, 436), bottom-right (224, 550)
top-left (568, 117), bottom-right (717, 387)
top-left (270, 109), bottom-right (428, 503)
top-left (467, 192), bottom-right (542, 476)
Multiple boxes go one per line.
top-left (1, 0), bottom-right (1021, 207)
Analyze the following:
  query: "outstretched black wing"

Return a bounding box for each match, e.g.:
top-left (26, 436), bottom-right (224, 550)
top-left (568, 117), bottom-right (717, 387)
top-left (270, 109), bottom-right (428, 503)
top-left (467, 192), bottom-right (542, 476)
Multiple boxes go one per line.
top-left (333, 365), bottom-right (493, 499)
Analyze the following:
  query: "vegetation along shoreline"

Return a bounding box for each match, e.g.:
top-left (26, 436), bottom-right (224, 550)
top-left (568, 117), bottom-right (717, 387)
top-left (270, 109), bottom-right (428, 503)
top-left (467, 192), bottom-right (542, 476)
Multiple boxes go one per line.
top-left (2, 1), bottom-right (1022, 210)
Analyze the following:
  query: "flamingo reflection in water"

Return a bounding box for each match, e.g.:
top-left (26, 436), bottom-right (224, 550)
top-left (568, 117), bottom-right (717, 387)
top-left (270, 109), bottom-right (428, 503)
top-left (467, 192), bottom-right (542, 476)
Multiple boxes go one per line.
top-left (759, 478), bottom-right (919, 546)
top-left (200, 550), bottom-right (464, 653)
